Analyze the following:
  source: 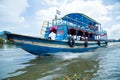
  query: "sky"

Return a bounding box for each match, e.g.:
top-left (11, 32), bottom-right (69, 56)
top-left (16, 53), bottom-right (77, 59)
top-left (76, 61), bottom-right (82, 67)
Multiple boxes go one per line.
top-left (0, 0), bottom-right (120, 39)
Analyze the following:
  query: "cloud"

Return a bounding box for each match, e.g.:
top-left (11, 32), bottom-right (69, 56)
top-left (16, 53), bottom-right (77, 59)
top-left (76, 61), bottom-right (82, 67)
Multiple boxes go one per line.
top-left (36, 7), bottom-right (57, 22)
top-left (35, 0), bottom-right (112, 23)
top-left (108, 24), bottom-right (120, 39)
top-left (41, 0), bottom-right (68, 6)
top-left (35, 0), bottom-right (120, 39)
top-left (0, 0), bottom-right (32, 35)
top-left (0, 0), bottom-right (29, 24)
top-left (0, 0), bottom-right (119, 39)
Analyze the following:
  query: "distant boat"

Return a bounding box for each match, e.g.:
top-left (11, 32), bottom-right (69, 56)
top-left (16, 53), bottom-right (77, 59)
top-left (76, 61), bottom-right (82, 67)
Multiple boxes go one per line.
top-left (2, 13), bottom-right (108, 55)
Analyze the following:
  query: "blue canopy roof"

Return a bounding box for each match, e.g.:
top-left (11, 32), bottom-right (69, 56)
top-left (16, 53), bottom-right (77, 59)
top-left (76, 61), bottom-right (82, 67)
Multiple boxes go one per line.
top-left (62, 13), bottom-right (100, 25)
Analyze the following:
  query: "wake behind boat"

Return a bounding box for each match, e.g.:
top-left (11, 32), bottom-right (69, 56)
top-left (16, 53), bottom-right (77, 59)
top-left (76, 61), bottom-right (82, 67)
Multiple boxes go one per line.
top-left (1, 13), bottom-right (108, 55)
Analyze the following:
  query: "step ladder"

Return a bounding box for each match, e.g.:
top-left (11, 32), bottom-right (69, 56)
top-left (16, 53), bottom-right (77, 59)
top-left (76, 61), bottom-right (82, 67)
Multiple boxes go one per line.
top-left (40, 21), bottom-right (49, 37)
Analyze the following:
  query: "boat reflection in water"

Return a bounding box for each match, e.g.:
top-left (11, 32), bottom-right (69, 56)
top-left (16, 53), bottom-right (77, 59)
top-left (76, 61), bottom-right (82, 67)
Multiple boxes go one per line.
top-left (1, 43), bottom-right (120, 80)
top-left (4, 51), bottom-right (100, 80)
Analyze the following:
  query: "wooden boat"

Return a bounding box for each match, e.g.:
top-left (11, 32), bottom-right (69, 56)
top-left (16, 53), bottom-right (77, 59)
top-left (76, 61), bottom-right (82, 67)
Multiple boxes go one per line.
top-left (2, 13), bottom-right (108, 55)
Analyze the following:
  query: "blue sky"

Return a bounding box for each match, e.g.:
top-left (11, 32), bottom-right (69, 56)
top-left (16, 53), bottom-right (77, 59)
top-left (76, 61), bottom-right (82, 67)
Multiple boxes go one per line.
top-left (0, 0), bottom-right (120, 39)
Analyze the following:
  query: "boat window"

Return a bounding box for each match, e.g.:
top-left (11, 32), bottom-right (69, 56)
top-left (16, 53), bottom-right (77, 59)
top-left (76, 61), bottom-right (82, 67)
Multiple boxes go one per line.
top-left (68, 29), bottom-right (76, 35)
top-left (94, 26), bottom-right (98, 31)
top-left (90, 33), bottom-right (93, 38)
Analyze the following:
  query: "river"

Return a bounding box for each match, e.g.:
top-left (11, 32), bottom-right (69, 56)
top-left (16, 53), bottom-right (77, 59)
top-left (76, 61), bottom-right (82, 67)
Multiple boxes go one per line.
top-left (0, 42), bottom-right (120, 80)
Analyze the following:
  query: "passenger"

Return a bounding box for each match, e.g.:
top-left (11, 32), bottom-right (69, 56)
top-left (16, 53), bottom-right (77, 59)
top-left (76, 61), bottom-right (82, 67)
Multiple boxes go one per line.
top-left (69, 34), bottom-right (72, 37)
top-left (77, 36), bottom-right (80, 41)
top-left (48, 32), bottom-right (56, 40)
top-left (73, 35), bottom-right (76, 40)
top-left (80, 36), bottom-right (82, 41)
top-left (85, 36), bottom-right (88, 43)
top-left (80, 36), bottom-right (85, 40)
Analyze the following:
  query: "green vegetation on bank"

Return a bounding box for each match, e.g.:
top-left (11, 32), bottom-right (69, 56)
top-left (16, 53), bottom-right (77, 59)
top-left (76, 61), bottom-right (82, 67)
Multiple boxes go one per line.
top-left (0, 38), bottom-right (4, 44)
top-left (0, 38), bottom-right (13, 44)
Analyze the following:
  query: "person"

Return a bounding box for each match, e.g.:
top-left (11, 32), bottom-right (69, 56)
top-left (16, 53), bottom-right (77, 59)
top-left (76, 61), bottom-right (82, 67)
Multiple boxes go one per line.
top-left (85, 36), bottom-right (88, 43)
top-left (76, 36), bottom-right (80, 41)
top-left (48, 32), bottom-right (56, 40)
top-left (73, 35), bottom-right (76, 40)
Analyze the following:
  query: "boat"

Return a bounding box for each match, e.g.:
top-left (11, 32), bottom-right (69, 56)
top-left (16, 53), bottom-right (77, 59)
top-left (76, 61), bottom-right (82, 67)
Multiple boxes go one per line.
top-left (1, 13), bottom-right (108, 56)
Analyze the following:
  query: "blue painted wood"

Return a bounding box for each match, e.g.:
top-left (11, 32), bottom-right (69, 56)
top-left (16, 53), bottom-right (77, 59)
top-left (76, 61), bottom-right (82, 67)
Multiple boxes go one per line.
top-left (4, 31), bottom-right (106, 56)
top-left (16, 42), bottom-right (99, 56)
top-left (1, 13), bottom-right (108, 56)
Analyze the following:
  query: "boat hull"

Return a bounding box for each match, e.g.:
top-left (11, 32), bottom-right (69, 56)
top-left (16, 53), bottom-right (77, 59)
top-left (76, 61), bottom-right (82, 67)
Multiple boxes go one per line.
top-left (16, 42), bottom-right (99, 55)
top-left (4, 31), bottom-right (107, 56)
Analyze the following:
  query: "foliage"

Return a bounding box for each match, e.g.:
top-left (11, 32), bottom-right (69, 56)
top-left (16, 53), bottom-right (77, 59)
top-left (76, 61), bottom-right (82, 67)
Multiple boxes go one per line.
top-left (0, 38), bottom-right (4, 44)
top-left (0, 38), bottom-right (13, 44)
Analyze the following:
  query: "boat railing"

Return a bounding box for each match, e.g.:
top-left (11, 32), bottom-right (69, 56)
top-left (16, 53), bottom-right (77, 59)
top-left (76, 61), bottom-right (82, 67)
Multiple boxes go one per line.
top-left (40, 21), bottom-right (51, 36)
top-left (41, 16), bottom-right (106, 39)
top-left (55, 17), bottom-right (100, 32)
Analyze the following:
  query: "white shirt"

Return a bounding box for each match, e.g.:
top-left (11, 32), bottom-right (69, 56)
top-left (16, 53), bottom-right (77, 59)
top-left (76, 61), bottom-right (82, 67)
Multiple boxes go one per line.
top-left (49, 32), bottom-right (56, 40)
top-left (76, 36), bottom-right (80, 40)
